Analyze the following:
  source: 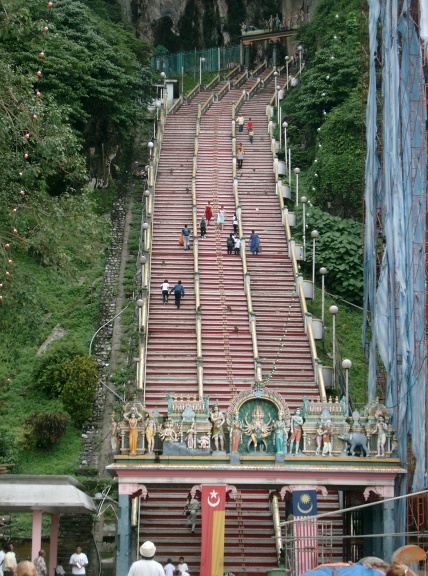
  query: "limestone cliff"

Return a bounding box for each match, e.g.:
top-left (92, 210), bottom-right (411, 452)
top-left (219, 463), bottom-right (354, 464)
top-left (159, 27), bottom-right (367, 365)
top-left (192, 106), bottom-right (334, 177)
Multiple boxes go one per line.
top-left (117, 0), bottom-right (320, 48)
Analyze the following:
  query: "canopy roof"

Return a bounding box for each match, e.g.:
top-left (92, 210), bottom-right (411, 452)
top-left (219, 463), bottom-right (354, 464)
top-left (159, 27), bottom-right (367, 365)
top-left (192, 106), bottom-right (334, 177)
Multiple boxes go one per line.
top-left (0, 475), bottom-right (96, 514)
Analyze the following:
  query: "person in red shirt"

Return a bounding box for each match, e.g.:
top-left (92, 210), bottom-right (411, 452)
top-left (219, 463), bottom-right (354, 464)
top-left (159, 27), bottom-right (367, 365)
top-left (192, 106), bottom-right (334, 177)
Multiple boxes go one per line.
top-left (204, 201), bottom-right (213, 225)
top-left (247, 117), bottom-right (253, 132)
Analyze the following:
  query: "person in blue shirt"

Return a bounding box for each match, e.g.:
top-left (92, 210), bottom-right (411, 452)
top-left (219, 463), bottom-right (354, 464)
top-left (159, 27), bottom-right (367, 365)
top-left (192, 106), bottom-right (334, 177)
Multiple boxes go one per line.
top-left (170, 280), bottom-right (185, 308)
top-left (181, 225), bottom-right (191, 250)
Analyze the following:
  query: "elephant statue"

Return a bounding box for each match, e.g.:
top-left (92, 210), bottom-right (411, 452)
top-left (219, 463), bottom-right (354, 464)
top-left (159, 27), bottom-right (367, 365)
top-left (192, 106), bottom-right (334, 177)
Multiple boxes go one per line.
top-left (339, 432), bottom-right (370, 457)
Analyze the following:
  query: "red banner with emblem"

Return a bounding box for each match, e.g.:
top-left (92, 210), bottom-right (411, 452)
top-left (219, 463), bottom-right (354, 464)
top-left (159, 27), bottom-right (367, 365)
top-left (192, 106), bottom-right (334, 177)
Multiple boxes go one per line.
top-left (200, 485), bottom-right (227, 576)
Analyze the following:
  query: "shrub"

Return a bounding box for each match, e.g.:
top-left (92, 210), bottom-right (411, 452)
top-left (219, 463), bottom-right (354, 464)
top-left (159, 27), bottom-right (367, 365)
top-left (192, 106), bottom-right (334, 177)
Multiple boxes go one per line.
top-left (60, 355), bottom-right (98, 428)
top-left (22, 412), bottom-right (70, 449)
top-left (33, 341), bottom-right (86, 398)
top-left (0, 431), bottom-right (19, 464)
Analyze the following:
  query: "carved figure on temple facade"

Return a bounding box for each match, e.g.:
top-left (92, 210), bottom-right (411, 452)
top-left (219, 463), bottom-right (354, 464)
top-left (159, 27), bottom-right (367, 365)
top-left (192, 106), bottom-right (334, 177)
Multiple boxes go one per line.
top-left (145, 412), bottom-right (156, 453)
top-left (124, 408), bottom-right (143, 454)
top-left (198, 435), bottom-right (211, 450)
top-left (159, 418), bottom-right (178, 442)
top-left (273, 412), bottom-right (287, 454)
top-left (289, 408), bottom-right (304, 455)
top-left (314, 423), bottom-right (323, 455)
top-left (243, 404), bottom-right (273, 452)
top-left (186, 422), bottom-right (196, 449)
top-left (210, 404), bottom-right (225, 451)
top-left (372, 415), bottom-right (388, 457)
top-left (322, 420), bottom-right (333, 457)
top-left (110, 411), bottom-right (119, 452)
top-left (229, 413), bottom-right (242, 453)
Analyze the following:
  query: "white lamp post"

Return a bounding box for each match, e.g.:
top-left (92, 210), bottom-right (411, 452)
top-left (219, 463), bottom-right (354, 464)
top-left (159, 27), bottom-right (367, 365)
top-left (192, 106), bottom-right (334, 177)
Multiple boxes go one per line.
top-left (160, 71), bottom-right (166, 102)
top-left (199, 57), bottom-right (206, 86)
top-left (282, 121), bottom-right (288, 170)
top-left (329, 305), bottom-right (339, 384)
top-left (284, 55), bottom-right (290, 89)
top-left (342, 358), bottom-right (352, 417)
top-left (148, 141), bottom-right (154, 160)
top-left (298, 45), bottom-right (303, 73)
top-left (311, 230), bottom-right (319, 296)
top-left (300, 196), bottom-right (307, 252)
top-left (277, 86), bottom-right (282, 141)
top-left (294, 167), bottom-right (300, 206)
top-left (320, 267), bottom-right (328, 323)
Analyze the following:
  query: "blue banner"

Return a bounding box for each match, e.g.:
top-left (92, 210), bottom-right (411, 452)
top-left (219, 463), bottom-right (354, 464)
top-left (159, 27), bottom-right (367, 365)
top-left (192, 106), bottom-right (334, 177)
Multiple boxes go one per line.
top-left (292, 490), bottom-right (317, 517)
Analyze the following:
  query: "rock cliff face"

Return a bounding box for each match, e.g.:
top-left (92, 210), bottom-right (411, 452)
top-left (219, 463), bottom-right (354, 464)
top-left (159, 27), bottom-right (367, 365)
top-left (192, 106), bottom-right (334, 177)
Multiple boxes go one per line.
top-left (118, 0), bottom-right (320, 47)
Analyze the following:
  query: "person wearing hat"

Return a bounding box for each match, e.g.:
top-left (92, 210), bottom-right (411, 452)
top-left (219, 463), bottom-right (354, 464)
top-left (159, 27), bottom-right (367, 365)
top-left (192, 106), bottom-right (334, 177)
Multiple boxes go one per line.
top-left (127, 542), bottom-right (164, 576)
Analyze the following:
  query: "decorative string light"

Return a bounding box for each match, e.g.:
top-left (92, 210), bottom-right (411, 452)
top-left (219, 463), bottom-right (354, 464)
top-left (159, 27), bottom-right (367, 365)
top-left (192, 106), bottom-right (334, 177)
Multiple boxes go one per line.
top-left (0, 0), bottom-right (52, 303)
top-left (262, 293), bottom-right (297, 387)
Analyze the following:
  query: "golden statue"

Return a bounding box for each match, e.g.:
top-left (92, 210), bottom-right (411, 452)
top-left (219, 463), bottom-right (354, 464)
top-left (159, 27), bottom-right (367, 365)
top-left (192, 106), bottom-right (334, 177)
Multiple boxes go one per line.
top-left (124, 408), bottom-right (143, 454)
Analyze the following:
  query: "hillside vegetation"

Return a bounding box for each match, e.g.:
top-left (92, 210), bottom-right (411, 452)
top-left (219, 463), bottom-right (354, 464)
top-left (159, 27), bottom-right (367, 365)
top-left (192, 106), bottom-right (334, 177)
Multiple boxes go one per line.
top-left (0, 0), bottom-right (152, 471)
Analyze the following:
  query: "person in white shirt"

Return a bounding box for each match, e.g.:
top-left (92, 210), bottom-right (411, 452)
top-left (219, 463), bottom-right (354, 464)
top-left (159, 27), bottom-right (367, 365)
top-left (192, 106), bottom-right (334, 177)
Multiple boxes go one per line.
top-left (234, 235), bottom-right (241, 255)
top-left (55, 561), bottom-right (66, 576)
top-left (163, 559), bottom-right (175, 576)
top-left (127, 542), bottom-right (164, 576)
top-left (69, 547), bottom-right (88, 576)
top-left (0, 547), bottom-right (5, 576)
top-left (161, 280), bottom-right (169, 304)
top-left (3, 544), bottom-right (17, 576)
top-left (176, 558), bottom-right (188, 574)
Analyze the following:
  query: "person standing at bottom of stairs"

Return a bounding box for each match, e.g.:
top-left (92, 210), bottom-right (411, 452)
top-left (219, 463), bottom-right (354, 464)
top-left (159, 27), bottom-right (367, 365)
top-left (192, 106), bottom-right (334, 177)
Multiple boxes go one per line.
top-left (127, 542), bottom-right (164, 576)
top-left (170, 280), bottom-right (185, 308)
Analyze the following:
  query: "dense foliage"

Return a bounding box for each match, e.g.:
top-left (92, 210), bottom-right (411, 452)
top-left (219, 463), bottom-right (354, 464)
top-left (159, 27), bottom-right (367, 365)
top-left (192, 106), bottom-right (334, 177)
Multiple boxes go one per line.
top-left (279, 0), bottom-right (364, 220)
top-left (294, 205), bottom-right (364, 303)
top-left (0, 0), bottom-right (151, 469)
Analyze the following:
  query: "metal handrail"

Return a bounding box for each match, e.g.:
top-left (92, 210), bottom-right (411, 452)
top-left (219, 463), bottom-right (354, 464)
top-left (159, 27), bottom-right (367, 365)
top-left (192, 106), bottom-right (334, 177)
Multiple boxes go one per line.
top-left (252, 60), bottom-right (267, 77)
top-left (233, 70), bottom-right (248, 88)
top-left (224, 64), bottom-right (240, 80)
top-left (247, 77), bottom-right (262, 99)
top-left (215, 81), bottom-right (230, 100)
top-left (168, 95), bottom-right (183, 115)
top-left (200, 93), bottom-right (214, 115)
top-left (205, 74), bottom-right (220, 90)
top-left (186, 84), bottom-right (200, 104)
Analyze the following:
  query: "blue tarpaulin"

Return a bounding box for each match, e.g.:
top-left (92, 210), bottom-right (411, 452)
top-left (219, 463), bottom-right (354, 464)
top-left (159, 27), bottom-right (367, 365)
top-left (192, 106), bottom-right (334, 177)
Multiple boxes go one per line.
top-left (302, 562), bottom-right (385, 576)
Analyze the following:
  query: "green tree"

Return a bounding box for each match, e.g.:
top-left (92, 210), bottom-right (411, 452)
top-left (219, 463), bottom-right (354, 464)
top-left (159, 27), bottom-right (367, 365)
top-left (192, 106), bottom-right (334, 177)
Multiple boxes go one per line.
top-left (60, 355), bottom-right (98, 427)
top-left (33, 341), bottom-right (86, 398)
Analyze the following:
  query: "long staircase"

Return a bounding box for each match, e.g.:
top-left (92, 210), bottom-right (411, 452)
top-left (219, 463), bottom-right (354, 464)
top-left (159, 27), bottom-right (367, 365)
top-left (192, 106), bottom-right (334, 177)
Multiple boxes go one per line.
top-left (145, 100), bottom-right (200, 411)
top-left (237, 85), bottom-right (317, 411)
top-left (140, 75), bottom-right (342, 574)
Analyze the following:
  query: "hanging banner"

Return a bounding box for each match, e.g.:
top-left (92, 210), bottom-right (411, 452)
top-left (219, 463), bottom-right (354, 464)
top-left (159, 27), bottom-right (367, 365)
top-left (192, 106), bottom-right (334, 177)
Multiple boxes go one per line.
top-left (200, 485), bottom-right (227, 576)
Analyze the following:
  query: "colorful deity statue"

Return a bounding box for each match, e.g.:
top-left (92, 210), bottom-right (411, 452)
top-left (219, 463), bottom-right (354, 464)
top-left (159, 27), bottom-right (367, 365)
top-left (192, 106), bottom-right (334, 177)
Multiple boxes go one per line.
top-left (243, 404), bottom-right (273, 452)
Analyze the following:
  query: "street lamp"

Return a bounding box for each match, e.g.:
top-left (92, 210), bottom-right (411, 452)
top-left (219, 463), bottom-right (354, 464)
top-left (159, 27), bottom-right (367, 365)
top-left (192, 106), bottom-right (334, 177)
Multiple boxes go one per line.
top-left (311, 230), bottom-right (319, 295)
top-left (282, 121), bottom-right (288, 170)
top-left (199, 57), bottom-right (206, 86)
top-left (329, 305), bottom-right (339, 384)
top-left (276, 86), bottom-right (282, 136)
top-left (294, 167), bottom-right (300, 206)
top-left (297, 45), bottom-right (303, 73)
top-left (342, 359), bottom-right (352, 417)
top-left (320, 267), bottom-right (328, 323)
top-left (284, 56), bottom-right (290, 89)
top-left (148, 141), bottom-right (154, 160)
top-left (160, 71), bottom-right (166, 102)
top-left (300, 196), bottom-right (307, 252)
